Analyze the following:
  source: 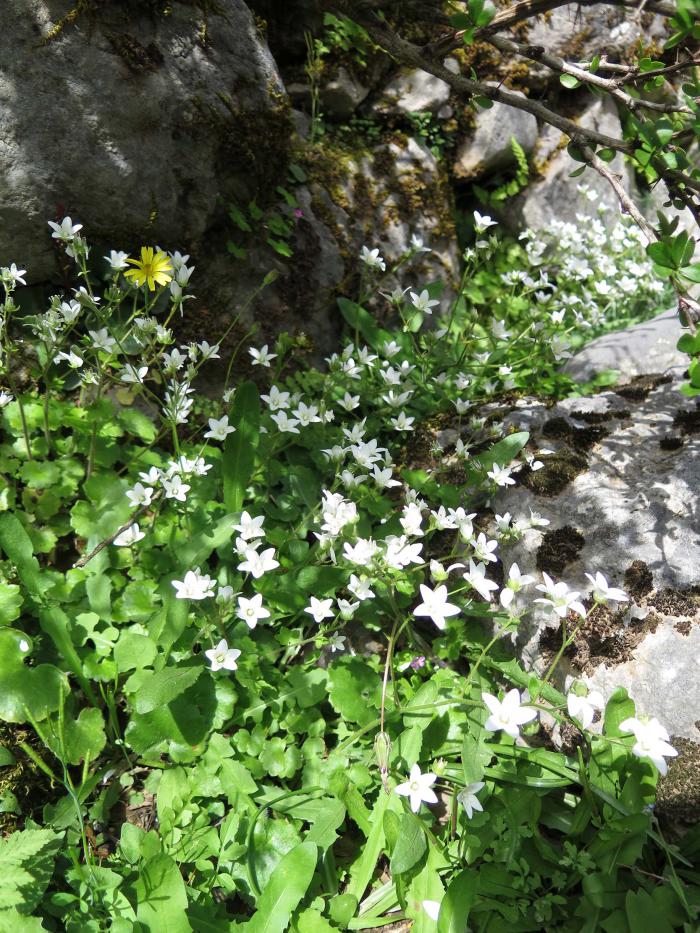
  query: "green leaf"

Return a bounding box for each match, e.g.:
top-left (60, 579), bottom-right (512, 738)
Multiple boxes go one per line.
top-left (0, 628), bottom-right (67, 723)
top-left (327, 658), bottom-right (381, 726)
top-left (39, 605), bottom-right (98, 706)
top-left (560, 73), bottom-right (581, 89)
top-left (305, 798), bottom-right (346, 850)
top-left (0, 513), bottom-right (50, 601)
top-left (603, 687), bottom-right (635, 738)
top-left (438, 869), bottom-right (479, 933)
top-left (0, 827), bottom-right (62, 914)
top-left (135, 853), bottom-right (191, 933)
top-left (46, 707), bottom-right (106, 765)
top-left (346, 789), bottom-right (398, 907)
top-left (390, 812), bottom-right (426, 875)
top-left (133, 666), bottom-right (203, 714)
top-left (247, 842), bottom-right (317, 933)
top-left (0, 584), bottom-right (22, 625)
top-left (473, 431), bottom-right (529, 474)
top-left (223, 381), bottom-right (260, 513)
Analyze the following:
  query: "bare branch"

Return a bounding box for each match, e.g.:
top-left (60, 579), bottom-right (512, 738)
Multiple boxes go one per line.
top-left (580, 144), bottom-right (656, 240)
top-left (72, 494), bottom-right (161, 569)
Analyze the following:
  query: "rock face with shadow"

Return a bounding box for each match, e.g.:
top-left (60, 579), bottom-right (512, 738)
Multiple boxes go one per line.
top-left (493, 371), bottom-right (700, 746)
top-left (564, 308), bottom-right (688, 383)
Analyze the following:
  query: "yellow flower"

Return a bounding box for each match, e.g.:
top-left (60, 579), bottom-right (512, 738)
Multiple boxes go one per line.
top-left (124, 247), bottom-right (173, 291)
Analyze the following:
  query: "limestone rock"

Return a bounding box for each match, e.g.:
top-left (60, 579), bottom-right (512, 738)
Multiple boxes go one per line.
top-left (453, 92), bottom-right (538, 180)
top-left (513, 98), bottom-right (633, 229)
top-left (321, 66), bottom-right (370, 120)
top-left (564, 309), bottom-right (688, 382)
top-left (492, 374), bottom-right (700, 740)
top-left (373, 59), bottom-right (458, 115)
top-left (1, 0), bottom-right (289, 281)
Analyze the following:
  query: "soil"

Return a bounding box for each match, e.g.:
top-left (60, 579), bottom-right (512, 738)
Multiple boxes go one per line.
top-left (656, 738), bottom-right (700, 826)
top-left (522, 448), bottom-right (589, 496)
top-left (539, 603), bottom-right (658, 674)
top-left (614, 372), bottom-right (672, 402)
top-left (536, 525), bottom-right (585, 576)
top-left (623, 560), bottom-right (654, 599)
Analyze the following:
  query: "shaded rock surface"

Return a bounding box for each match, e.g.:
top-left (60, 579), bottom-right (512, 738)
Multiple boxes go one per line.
top-left (564, 309), bottom-right (687, 382)
top-left (453, 91), bottom-right (538, 180)
top-left (493, 374), bottom-right (700, 740)
top-left (372, 60), bottom-right (458, 116)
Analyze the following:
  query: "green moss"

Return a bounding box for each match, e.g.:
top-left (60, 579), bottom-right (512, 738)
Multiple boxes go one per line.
top-left (536, 525), bottom-right (585, 575)
top-left (656, 738), bottom-right (700, 826)
top-left (524, 448), bottom-right (589, 496)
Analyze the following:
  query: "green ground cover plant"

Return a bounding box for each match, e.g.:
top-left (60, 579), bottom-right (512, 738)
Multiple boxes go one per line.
top-left (0, 212), bottom-right (697, 932)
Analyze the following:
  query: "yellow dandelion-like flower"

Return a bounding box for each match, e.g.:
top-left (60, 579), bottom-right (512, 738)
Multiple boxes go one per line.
top-left (124, 246), bottom-right (173, 291)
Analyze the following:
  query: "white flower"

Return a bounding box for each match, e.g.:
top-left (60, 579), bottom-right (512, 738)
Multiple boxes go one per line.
top-left (500, 563), bottom-right (536, 608)
top-left (339, 392), bottom-right (360, 412)
top-left (126, 483), bottom-right (154, 508)
top-left (60, 299), bottom-right (81, 322)
top-left (5, 263), bottom-right (26, 286)
top-left (343, 538), bottom-right (379, 567)
top-left (120, 364), bottom-right (148, 384)
top-left (293, 401), bottom-right (322, 426)
top-left (261, 385), bottom-right (290, 411)
top-left (53, 349), bottom-right (83, 368)
top-left (105, 250), bottom-right (129, 271)
top-left (205, 415), bottom-right (236, 441)
top-left (619, 716), bottom-right (678, 776)
top-left (474, 211), bottom-right (497, 234)
top-left (236, 593), bottom-right (270, 629)
top-left (48, 216), bottom-right (83, 241)
top-left (232, 511), bottom-right (265, 541)
top-left (205, 638), bottom-right (241, 672)
top-left (390, 411), bottom-right (415, 431)
top-left (249, 344), bottom-right (277, 367)
top-left (371, 465), bottom-right (401, 489)
top-left (471, 532), bottom-right (498, 563)
top-left (395, 764), bottom-right (438, 813)
top-left (409, 289), bottom-right (440, 315)
top-left (327, 633), bottom-right (347, 653)
top-left (410, 234), bottom-right (431, 253)
top-left (0, 391), bottom-right (14, 407)
top-left (383, 339), bottom-right (401, 358)
top-left (348, 574), bottom-right (375, 601)
top-left (487, 463), bottom-right (515, 487)
top-left (305, 596), bottom-right (335, 624)
top-left (457, 781), bottom-right (485, 819)
top-left (162, 475), bottom-right (190, 502)
top-left (172, 568), bottom-right (215, 600)
top-left (384, 536), bottom-right (423, 570)
top-left (534, 573), bottom-right (586, 619)
top-left (585, 572), bottom-right (628, 605)
top-left (89, 328), bottom-right (117, 353)
top-left (463, 560), bottom-right (499, 602)
top-left (414, 584), bottom-right (460, 630)
top-left (270, 411), bottom-right (300, 434)
top-left (237, 547), bottom-right (279, 579)
top-left (337, 598), bottom-right (359, 620)
top-left (113, 523), bottom-right (145, 547)
top-left (567, 690), bottom-right (605, 730)
top-left (360, 245), bottom-right (386, 271)
top-left (401, 502), bottom-right (424, 537)
top-left (482, 689), bottom-right (538, 739)
top-left (491, 319), bottom-right (511, 340)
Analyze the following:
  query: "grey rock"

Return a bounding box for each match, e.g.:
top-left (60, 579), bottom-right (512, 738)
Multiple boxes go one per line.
top-left (321, 66), bottom-right (369, 119)
top-left (513, 98), bottom-right (633, 229)
top-left (493, 374), bottom-right (700, 740)
top-left (525, 8), bottom-right (667, 88)
top-left (564, 309), bottom-right (688, 382)
top-left (453, 91), bottom-right (538, 180)
top-left (373, 59), bottom-right (458, 115)
top-left (1, 0), bottom-right (288, 281)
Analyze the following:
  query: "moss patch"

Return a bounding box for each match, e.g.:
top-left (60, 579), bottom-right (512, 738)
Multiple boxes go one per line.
top-left (647, 588), bottom-right (699, 618)
top-left (523, 448), bottom-right (589, 497)
top-left (624, 560), bottom-right (653, 599)
top-left (536, 526), bottom-right (585, 576)
top-left (673, 406), bottom-right (700, 435)
top-left (656, 738), bottom-right (700, 826)
top-left (614, 372), bottom-right (672, 402)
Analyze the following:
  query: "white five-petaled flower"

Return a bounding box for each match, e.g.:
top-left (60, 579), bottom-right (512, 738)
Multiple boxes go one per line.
top-left (126, 483), bottom-right (154, 508)
top-left (359, 245), bottom-right (386, 271)
top-left (249, 344), bottom-right (277, 367)
top-left (567, 690), bottom-right (605, 730)
top-left (473, 211), bottom-right (497, 234)
top-left (161, 475), bottom-right (190, 501)
top-left (270, 410), bottom-right (300, 434)
top-left (172, 568), bottom-right (215, 600)
top-left (487, 463), bottom-right (515, 487)
top-left (534, 573), bottom-right (586, 619)
top-left (205, 638), bottom-right (241, 672)
top-left (104, 249), bottom-right (130, 271)
top-left (89, 328), bottom-right (117, 353)
top-left (53, 349), bottom-right (83, 368)
top-left (409, 289), bottom-right (440, 315)
top-left (305, 596), bottom-right (335, 625)
top-left (390, 411), bottom-right (415, 431)
top-left (5, 263), bottom-right (26, 286)
top-left (113, 523), bottom-right (145, 547)
top-left (585, 572), bottom-right (628, 605)
top-left (232, 511), bottom-right (265, 541)
top-left (237, 547), bottom-right (279, 579)
top-left (414, 584), bottom-right (460, 630)
top-left (482, 689), bottom-right (538, 739)
top-left (327, 633), bottom-right (347, 653)
top-left (205, 415), bottom-right (236, 441)
top-left (394, 763), bottom-right (438, 813)
top-left (48, 216), bottom-right (83, 241)
top-left (463, 560), bottom-right (499, 602)
top-left (500, 563), bottom-right (536, 609)
top-left (457, 781), bottom-right (485, 819)
top-left (236, 593), bottom-right (270, 629)
top-left (619, 716), bottom-right (678, 776)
